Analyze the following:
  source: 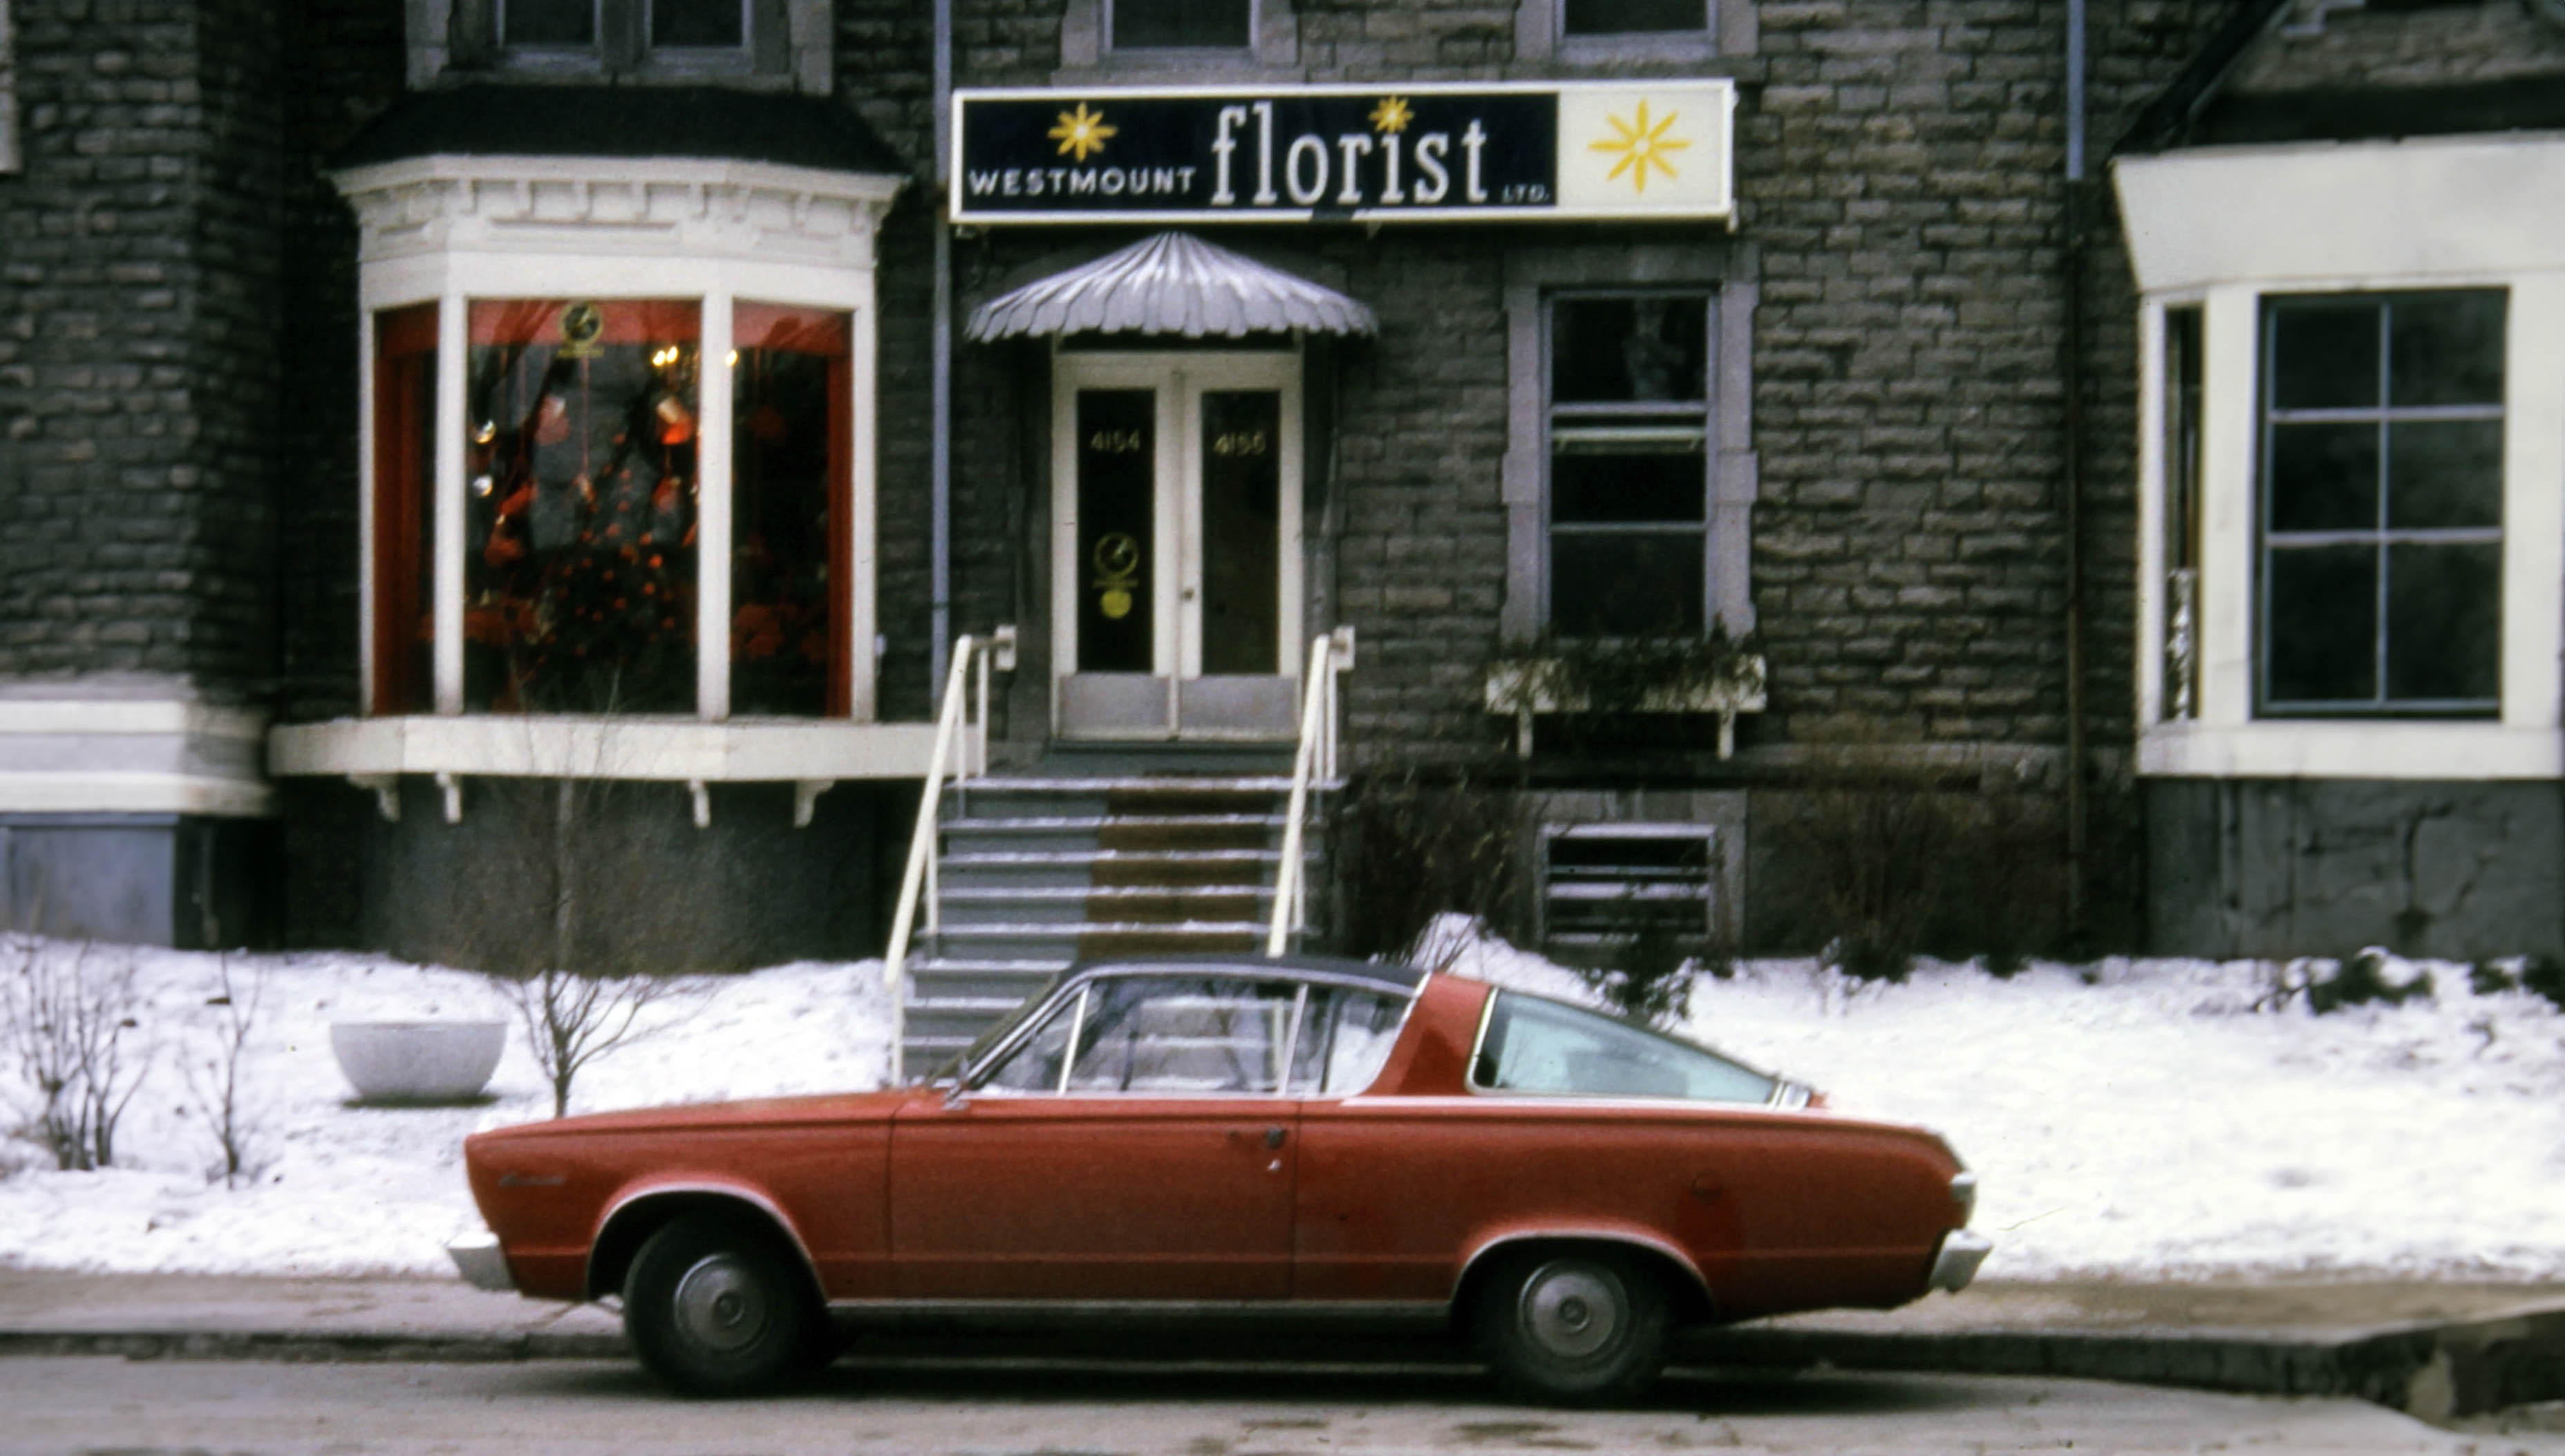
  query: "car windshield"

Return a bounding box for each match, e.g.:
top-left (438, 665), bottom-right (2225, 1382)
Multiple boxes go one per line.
top-left (1471, 990), bottom-right (1778, 1104)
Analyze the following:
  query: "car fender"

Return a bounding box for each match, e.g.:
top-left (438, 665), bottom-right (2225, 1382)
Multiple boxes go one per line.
top-left (587, 1175), bottom-right (827, 1302)
top-left (1453, 1222), bottom-right (1717, 1316)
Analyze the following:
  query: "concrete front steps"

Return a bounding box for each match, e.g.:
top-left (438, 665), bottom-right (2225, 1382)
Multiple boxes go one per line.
top-left (895, 748), bottom-right (1329, 1079)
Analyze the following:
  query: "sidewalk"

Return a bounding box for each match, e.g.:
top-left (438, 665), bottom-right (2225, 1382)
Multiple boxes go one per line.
top-left (1, 1268), bottom-right (2561, 1421)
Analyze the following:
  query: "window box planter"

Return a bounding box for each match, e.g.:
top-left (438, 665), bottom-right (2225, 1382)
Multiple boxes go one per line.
top-left (1484, 647), bottom-right (1767, 759)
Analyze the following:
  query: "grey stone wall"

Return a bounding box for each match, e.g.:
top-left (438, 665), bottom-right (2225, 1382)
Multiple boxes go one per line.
top-left (2228, 0), bottom-right (2565, 91)
top-left (0, 0), bottom-right (289, 696)
top-left (934, 0), bottom-right (2220, 952)
top-left (2147, 778), bottom-right (2565, 962)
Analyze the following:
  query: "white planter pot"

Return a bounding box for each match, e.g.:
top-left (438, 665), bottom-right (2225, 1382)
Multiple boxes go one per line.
top-left (330, 1021), bottom-right (507, 1104)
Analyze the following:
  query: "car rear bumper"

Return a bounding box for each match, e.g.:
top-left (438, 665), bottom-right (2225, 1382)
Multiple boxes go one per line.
top-left (447, 1233), bottom-right (516, 1293)
top-left (1928, 1229), bottom-right (1993, 1294)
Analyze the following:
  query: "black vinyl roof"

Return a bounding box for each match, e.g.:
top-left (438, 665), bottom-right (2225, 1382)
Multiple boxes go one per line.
top-left (335, 84), bottom-right (910, 176)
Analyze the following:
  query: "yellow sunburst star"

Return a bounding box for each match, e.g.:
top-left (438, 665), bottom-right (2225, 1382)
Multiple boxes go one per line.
top-left (1369, 95), bottom-right (1413, 135)
top-left (1588, 100), bottom-right (1691, 195)
top-left (1049, 102), bottom-right (1117, 163)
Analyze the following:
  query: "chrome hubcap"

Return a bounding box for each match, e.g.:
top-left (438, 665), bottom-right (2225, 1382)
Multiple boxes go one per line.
top-left (672, 1254), bottom-right (770, 1354)
top-left (1519, 1261), bottom-right (1622, 1360)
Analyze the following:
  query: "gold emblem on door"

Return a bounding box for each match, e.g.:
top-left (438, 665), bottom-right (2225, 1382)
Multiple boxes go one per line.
top-left (1093, 532), bottom-right (1142, 621)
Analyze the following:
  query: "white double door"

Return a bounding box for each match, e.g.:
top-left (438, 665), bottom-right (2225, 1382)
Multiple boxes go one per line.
top-left (1051, 350), bottom-right (1304, 740)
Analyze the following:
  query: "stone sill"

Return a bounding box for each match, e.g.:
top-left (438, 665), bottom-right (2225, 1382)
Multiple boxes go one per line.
top-left (2138, 720), bottom-right (2563, 781)
top-left (1483, 656), bottom-right (1769, 759)
top-left (270, 715), bottom-right (940, 826)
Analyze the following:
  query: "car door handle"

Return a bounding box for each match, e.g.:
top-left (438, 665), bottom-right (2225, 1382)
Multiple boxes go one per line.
top-left (1231, 1126), bottom-right (1287, 1149)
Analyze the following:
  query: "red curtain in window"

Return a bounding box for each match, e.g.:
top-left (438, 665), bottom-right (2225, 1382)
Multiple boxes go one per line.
top-left (372, 304), bottom-right (438, 715)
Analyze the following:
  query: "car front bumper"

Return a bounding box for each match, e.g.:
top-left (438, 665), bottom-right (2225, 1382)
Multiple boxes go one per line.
top-left (447, 1233), bottom-right (516, 1292)
top-left (1928, 1229), bottom-right (1993, 1294)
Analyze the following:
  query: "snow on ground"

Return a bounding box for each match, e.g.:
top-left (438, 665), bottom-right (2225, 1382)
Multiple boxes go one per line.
top-left (0, 943), bottom-right (890, 1278)
top-left (3, 927), bottom-right (2562, 1285)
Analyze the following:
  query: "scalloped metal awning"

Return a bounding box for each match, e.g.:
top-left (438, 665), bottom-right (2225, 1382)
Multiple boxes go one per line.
top-left (964, 231), bottom-right (1378, 341)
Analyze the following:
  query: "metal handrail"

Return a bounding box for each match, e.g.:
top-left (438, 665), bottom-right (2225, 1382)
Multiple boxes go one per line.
top-left (883, 627), bottom-right (1013, 1084)
top-left (1268, 627), bottom-right (1353, 956)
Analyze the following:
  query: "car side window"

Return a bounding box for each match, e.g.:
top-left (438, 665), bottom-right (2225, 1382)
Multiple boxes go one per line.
top-left (1061, 976), bottom-right (1299, 1095)
top-left (1288, 987), bottom-right (1405, 1096)
top-left (977, 987), bottom-right (1087, 1093)
top-left (1472, 990), bottom-right (1776, 1103)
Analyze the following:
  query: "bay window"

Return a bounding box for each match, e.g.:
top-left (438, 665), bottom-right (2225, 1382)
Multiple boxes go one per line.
top-left (276, 152), bottom-right (914, 811)
top-left (2118, 135), bottom-right (2565, 781)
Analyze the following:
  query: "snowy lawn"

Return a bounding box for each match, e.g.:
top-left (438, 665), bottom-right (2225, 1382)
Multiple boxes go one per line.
top-left (2, 929), bottom-right (2561, 1284)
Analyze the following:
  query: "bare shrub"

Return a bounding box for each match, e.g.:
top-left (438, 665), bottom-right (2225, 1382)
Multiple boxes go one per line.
top-left (1577, 917), bottom-right (1703, 1029)
top-left (1767, 779), bottom-right (2063, 982)
top-left (501, 966), bottom-right (689, 1119)
top-left (1, 940), bottom-right (151, 1170)
top-left (1335, 764), bottom-right (1534, 963)
top-left (182, 954), bottom-right (266, 1187)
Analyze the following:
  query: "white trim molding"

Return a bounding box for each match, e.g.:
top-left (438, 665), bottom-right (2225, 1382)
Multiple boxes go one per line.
top-left (2116, 133), bottom-right (2565, 782)
top-left (272, 717), bottom-right (939, 785)
top-left (0, 694), bottom-right (274, 816)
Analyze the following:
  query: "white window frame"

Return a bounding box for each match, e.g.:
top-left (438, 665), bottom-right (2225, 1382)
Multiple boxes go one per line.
top-left (2118, 134), bottom-right (2565, 781)
top-left (271, 153), bottom-right (926, 803)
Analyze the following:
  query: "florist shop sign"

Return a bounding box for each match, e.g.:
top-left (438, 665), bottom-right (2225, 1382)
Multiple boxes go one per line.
top-left (950, 82), bottom-right (1736, 226)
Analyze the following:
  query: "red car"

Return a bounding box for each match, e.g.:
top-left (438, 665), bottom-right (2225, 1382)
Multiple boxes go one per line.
top-left (450, 955), bottom-right (1989, 1401)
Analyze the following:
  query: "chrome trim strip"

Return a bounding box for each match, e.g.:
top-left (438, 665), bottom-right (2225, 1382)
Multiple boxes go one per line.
top-left (1949, 1170), bottom-right (1978, 1224)
top-left (1929, 1229), bottom-right (1993, 1294)
top-left (825, 1297), bottom-right (1445, 1318)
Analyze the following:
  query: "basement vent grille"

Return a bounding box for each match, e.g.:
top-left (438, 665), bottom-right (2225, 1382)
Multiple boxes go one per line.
top-left (1539, 824), bottom-right (1717, 954)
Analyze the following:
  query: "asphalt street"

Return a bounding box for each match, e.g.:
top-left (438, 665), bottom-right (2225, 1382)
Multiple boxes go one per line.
top-left (0, 1354), bottom-right (2556, 1456)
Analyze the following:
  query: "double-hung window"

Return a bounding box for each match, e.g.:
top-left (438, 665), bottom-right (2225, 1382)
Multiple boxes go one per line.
top-left (1563, 0), bottom-right (1707, 36)
top-left (486, 0), bottom-right (771, 75)
top-left (2258, 292), bottom-right (2505, 715)
top-left (1545, 293), bottom-right (1715, 638)
top-left (1111, 0), bottom-right (1251, 50)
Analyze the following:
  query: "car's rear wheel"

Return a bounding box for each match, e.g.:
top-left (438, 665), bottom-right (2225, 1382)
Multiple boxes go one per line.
top-left (1472, 1247), bottom-right (1670, 1405)
top-left (623, 1213), bottom-right (829, 1397)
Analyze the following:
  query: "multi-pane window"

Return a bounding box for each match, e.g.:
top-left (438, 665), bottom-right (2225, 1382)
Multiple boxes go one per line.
top-left (1563, 0), bottom-right (1708, 36)
top-left (490, 0), bottom-right (760, 70)
top-left (2258, 292), bottom-right (2505, 715)
top-left (1113, 0), bottom-right (1252, 49)
top-left (500, 0), bottom-right (596, 47)
top-left (1545, 294), bottom-right (1713, 637)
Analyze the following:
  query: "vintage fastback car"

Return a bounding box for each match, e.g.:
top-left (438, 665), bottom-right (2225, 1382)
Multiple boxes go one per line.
top-left (450, 954), bottom-right (1989, 1401)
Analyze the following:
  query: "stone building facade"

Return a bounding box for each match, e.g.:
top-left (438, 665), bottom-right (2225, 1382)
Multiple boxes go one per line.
top-left (0, 0), bottom-right (2557, 967)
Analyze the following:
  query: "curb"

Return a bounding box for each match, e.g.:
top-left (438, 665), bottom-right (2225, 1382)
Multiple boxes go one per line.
top-left (4, 1307), bottom-right (2562, 1419)
top-left (0, 1330), bottom-right (630, 1363)
top-left (1691, 1304), bottom-right (2565, 1421)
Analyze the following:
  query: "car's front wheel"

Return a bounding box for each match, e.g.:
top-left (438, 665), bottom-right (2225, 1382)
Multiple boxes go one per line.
top-left (623, 1213), bottom-right (829, 1397)
top-left (1472, 1247), bottom-right (1671, 1405)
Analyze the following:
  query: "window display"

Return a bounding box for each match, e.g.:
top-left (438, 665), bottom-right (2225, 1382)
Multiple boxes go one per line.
top-left (464, 299), bottom-right (702, 715)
